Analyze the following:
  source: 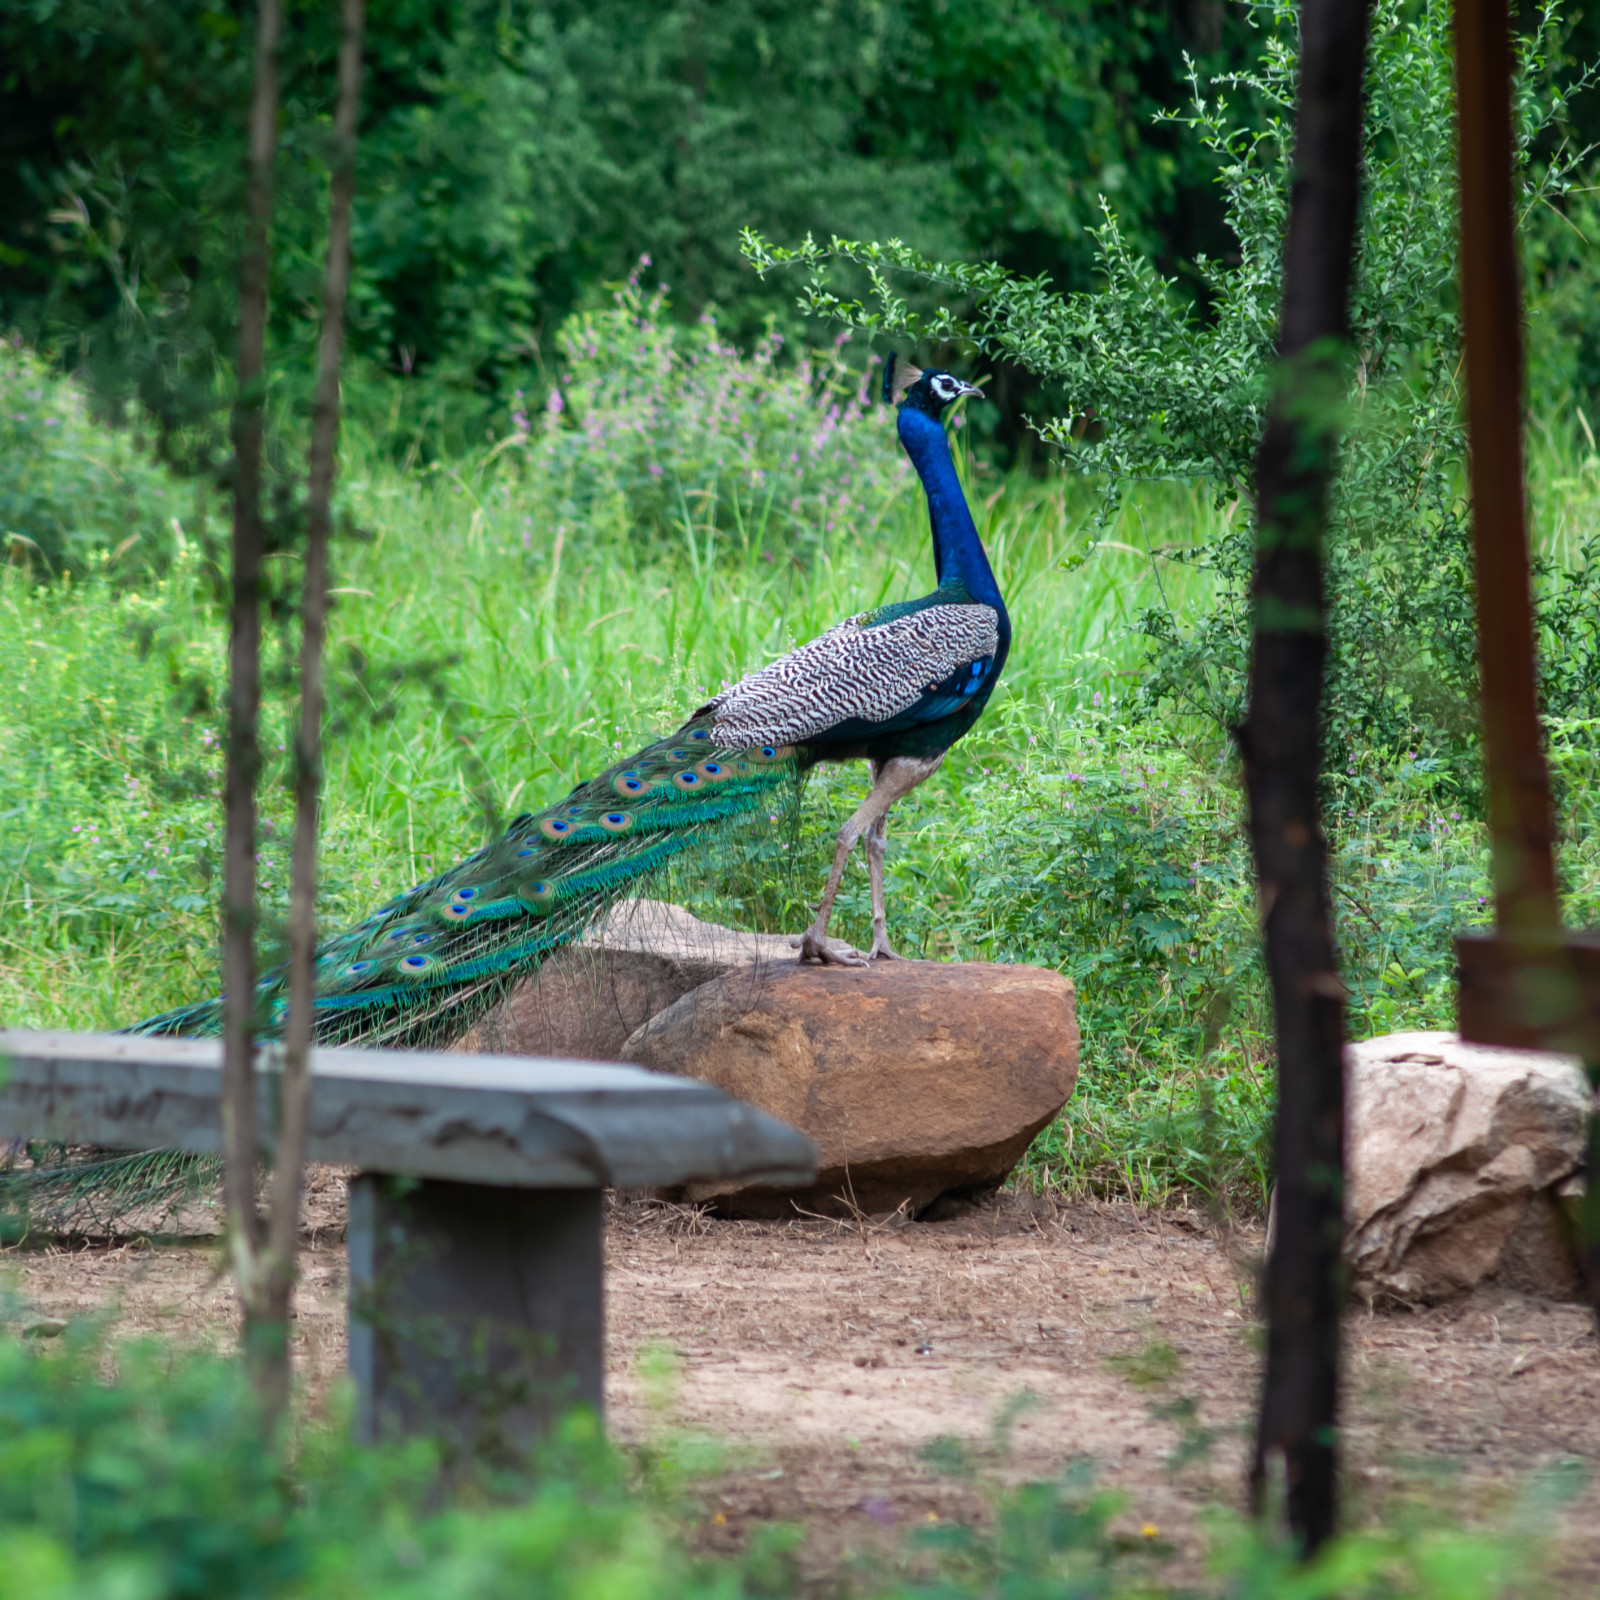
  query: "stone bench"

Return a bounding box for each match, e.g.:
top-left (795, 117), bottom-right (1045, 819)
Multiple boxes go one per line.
top-left (0, 1029), bottom-right (816, 1450)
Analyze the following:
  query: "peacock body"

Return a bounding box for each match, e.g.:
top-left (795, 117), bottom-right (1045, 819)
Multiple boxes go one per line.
top-left (132, 357), bottom-right (1008, 1047)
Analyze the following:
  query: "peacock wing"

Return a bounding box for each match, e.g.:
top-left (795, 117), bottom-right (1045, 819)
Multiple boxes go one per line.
top-left (703, 603), bottom-right (1000, 748)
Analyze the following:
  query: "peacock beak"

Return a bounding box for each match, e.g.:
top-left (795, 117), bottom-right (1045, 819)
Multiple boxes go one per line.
top-left (954, 379), bottom-right (984, 401)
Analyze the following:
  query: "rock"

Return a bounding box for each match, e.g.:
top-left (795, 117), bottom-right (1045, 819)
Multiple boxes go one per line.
top-left (1346, 1031), bottom-right (1591, 1302)
top-left (450, 899), bottom-right (1079, 1215)
top-left (619, 959), bottom-right (1079, 1217)
top-left (451, 900), bottom-right (858, 1058)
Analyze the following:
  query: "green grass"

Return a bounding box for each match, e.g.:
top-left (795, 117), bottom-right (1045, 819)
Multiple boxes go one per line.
top-left (6, 388), bottom-right (1600, 1210)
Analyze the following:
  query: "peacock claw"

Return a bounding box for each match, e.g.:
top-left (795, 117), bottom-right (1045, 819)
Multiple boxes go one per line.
top-left (868, 942), bottom-right (905, 961)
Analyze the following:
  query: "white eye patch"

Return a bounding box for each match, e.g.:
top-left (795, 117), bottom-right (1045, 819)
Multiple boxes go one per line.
top-left (933, 375), bottom-right (958, 399)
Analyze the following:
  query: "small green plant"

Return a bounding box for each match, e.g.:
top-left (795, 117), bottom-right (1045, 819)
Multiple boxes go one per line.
top-left (0, 1315), bottom-right (1577, 1600)
top-left (0, 1314), bottom-right (766, 1600)
top-left (1105, 1340), bottom-right (1183, 1391)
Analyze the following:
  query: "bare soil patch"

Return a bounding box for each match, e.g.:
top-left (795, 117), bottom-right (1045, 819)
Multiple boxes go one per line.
top-left (5, 1180), bottom-right (1599, 1589)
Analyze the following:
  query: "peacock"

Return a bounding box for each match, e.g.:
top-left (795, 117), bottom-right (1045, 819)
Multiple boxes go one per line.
top-left (0, 358), bottom-right (1007, 1228)
top-left (128, 356), bottom-right (1009, 1050)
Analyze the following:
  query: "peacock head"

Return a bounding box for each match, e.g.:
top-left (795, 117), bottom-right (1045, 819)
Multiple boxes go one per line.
top-left (883, 354), bottom-right (983, 420)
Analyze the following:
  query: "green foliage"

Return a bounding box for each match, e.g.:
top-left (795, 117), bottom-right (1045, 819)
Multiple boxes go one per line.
top-left (12, 328), bottom-right (1600, 1203)
top-left (517, 277), bottom-right (905, 558)
top-left (0, 1319), bottom-right (1581, 1599)
top-left (13, 329), bottom-right (1600, 1204)
top-left (744, 0), bottom-right (1600, 800)
top-left (880, 1457), bottom-right (1584, 1600)
top-left (0, 344), bottom-right (200, 577)
top-left (1, 0), bottom-right (1257, 450)
top-left (0, 1332), bottom-right (332, 1598)
top-left (0, 1321), bottom-right (741, 1600)
top-left (0, 548), bottom-right (278, 1025)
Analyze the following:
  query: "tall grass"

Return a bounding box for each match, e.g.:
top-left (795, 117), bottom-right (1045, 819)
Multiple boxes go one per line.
top-left (0, 425), bottom-right (1216, 1015)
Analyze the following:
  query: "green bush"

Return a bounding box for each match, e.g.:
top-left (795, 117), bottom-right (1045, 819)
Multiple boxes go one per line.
top-left (2, 0), bottom-right (1259, 450)
top-left (0, 1320), bottom-right (731, 1600)
top-left (0, 345), bottom-right (198, 578)
top-left (517, 275), bottom-right (906, 557)
top-left (0, 402), bottom-right (1570, 1205)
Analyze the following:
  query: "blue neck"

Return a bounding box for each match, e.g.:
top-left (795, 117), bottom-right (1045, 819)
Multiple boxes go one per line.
top-left (897, 407), bottom-right (1004, 609)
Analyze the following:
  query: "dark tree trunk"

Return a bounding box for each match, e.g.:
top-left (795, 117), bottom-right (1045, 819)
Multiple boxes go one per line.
top-left (221, 0), bottom-right (282, 1364)
top-left (1241, 0), bottom-right (1372, 1557)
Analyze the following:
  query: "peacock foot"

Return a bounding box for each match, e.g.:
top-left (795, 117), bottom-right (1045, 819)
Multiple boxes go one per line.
top-left (867, 937), bottom-right (905, 961)
top-left (792, 927), bottom-right (868, 966)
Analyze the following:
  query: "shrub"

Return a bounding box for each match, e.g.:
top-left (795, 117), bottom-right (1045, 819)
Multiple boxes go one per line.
top-left (507, 272), bottom-right (909, 560)
top-left (0, 1318), bottom-right (1581, 1600)
top-left (3, 0), bottom-right (1258, 451)
top-left (0, 1320), bottom-right (724, 1600)
top-left (0, 343), bottom-right (198, 579)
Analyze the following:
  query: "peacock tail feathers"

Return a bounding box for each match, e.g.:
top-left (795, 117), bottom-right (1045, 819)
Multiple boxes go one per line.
top-left (129, 715), bottom-right (802, 1051)
top-left (0, 1144), bottom-right (220, 1241)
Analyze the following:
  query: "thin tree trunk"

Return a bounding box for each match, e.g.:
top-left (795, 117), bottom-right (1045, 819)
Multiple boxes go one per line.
top-left (222, 0), bottom-right (282, 1376)
top-left (1242, 0), bottom-right (1372, 1557)
top-left (252, 0), bottom-right (366, 1417)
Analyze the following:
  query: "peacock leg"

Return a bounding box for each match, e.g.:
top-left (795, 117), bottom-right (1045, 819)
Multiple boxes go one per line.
top-left (865, 810), bottom-right (902, 960)
top-left (795, 753), bottom-right (943, 965)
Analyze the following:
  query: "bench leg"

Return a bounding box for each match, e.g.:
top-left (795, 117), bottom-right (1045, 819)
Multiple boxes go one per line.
top-left (347, 1176), bottom-right (603, 1455)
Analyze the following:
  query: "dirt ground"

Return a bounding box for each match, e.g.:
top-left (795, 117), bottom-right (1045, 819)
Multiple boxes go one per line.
top-left (5, 1176), bottom-right (1600, 1590)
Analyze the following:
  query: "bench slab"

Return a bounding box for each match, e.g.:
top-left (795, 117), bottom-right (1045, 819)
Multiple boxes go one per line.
top-left (0, 1029), bottom-right (817, 1189)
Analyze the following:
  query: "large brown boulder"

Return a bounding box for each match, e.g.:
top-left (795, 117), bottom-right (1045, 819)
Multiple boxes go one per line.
top-left (451, 900), bottom-right (857, 1058)
top-left (1346, 1031), bottom-right (1591, 1302)
top-left (619, 959), bottom-right (1079, 1217)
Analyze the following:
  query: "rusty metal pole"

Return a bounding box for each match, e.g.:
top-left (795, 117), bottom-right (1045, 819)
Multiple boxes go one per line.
top-left (1453, 0), bottom-right (1576, 1050)
top-left (1454, 0), bottom-right (1600, 1321)
top-left (1454, 0), bottom-right (1562, 942)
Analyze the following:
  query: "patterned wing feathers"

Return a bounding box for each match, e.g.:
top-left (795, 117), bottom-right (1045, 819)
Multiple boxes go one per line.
top-left (706, 603), bottom-right (999, 747)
